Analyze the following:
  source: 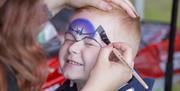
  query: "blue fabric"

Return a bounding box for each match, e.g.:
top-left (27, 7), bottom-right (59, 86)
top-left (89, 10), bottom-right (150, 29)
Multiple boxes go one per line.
top-left (119, 77), bottom-right (154, 91)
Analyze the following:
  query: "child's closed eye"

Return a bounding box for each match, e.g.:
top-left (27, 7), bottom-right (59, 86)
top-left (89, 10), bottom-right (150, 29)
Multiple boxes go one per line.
top-left (84, 37), bottom-right (100, 47)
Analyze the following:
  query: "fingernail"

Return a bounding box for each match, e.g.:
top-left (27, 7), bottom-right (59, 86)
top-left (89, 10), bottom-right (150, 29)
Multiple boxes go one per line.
top-left (128, 10), bottom-right (136, 18)
top-left (132, 14), bottom-right (136, 18)
top-left (132, 11), bottom-right (138, 18)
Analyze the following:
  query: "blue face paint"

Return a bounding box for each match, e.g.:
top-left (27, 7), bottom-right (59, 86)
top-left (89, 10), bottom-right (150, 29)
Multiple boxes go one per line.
top-left (67, 18), bottom-right (110, 46)
top-left (68, 19), bottom-right (96, 40)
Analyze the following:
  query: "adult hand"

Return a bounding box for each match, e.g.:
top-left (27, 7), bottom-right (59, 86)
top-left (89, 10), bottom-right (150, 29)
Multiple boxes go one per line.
top-left (44, 0), bottom-right (137, 18)
top-left (44, 0), bottom-right (113, 15)
top-left (82, 42), bottom-right (134, 91)
top-left (109, 0), bottom-right (138, 18)
top-left (67, 0), bottom-right (137, 18)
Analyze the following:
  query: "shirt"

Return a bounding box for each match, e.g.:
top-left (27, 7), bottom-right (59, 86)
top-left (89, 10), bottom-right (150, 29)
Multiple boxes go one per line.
top-left (55, 77), bottom-right (154, 91)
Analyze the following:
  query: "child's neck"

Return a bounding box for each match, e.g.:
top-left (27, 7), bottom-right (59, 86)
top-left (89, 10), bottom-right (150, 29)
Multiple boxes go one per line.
top-left (74, 80), bottom-right (86, 91)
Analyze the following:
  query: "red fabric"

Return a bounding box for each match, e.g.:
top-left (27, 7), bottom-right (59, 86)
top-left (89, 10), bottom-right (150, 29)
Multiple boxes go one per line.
top-left (42, 57), bottom-right (65, 89)
top-left (135, 35), bottom-right (180, 78)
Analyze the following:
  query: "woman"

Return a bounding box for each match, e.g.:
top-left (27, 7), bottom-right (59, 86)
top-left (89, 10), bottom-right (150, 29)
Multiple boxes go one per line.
top-left (0, 0), bottom-right (136, 91)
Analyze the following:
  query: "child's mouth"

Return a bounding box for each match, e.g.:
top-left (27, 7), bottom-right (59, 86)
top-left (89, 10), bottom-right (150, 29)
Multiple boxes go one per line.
top-left (67, 60), bottom-right (83, 66)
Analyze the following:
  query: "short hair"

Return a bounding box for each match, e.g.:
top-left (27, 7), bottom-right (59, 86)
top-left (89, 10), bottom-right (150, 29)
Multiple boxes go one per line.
top-left (72, 6), bottom-right (140, 58)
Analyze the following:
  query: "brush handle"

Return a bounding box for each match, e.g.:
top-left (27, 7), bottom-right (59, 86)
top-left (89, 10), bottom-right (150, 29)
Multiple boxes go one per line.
top-left (112, 49), bottom-right (148, 89)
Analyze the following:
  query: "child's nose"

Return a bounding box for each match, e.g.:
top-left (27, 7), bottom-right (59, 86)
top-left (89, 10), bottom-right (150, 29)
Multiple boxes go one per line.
top-left (68, 41), bottom-right (84, 54)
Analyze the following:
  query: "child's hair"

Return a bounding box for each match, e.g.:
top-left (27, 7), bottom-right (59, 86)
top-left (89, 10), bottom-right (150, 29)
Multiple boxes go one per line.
top-left (75, 6), bottom-right (141, 58)
top-left (0, 0), bottom-right (49, 91)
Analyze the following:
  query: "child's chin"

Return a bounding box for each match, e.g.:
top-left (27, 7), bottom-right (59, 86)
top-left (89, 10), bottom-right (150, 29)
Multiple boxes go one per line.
top-left (65, 73), bottom-right (87, 81)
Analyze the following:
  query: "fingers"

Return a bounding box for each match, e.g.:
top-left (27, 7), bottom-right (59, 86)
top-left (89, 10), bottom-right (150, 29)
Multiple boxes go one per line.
top-left (110, 0), bottom-right (137, 18)
top-left (97, 44), bottom-right (113, 64)
top-left (89, 0), bottom-right (113, 11)
top-left (112, 42), bottom-right (133, 66)
top-left (96, 42), bottom-right (133, 68)
top-left (123, 0), bottom-right (139, 16)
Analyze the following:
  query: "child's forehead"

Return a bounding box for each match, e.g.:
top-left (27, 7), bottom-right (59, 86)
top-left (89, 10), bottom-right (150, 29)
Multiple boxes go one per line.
top-left (69, 18), bottom-right (96, 34)
top-left (67, 18), bottom-right (111, 46)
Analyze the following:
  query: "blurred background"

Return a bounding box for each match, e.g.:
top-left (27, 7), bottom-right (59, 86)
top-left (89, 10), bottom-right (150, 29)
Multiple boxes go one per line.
top-left (133, 0), bottom-right (180, 91)
top-left (134, 0), bottom-right (180, 27)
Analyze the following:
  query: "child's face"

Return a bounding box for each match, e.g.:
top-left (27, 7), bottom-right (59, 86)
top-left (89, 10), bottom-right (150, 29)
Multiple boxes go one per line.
top-left (59, 18), bottom-right (104, 81)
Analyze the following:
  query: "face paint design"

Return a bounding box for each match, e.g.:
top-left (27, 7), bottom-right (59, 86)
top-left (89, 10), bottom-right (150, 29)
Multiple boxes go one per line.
top-left (68, 18), bottom-right (97, 41)
top-left (67, 18), bottom-right (111, 47)
top-left (61, 19), bottom-right (111, 81)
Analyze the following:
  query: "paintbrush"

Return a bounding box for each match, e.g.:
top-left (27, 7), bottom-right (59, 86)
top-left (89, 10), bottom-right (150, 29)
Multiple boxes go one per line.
top-left (112, 49), bottom-right (149, 89)
top-left (97, 25), bottom-right (149, 89)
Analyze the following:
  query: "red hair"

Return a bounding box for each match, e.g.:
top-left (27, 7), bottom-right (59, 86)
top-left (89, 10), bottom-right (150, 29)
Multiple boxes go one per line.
top-left (0, 0), bottom-right (49, 90)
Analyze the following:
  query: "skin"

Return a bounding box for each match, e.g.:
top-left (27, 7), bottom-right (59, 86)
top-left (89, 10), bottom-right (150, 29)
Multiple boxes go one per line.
top-left (60, 18), bottom-right (105, 84)
top-left (43, 0), bottom-right (137, 17)
top-left (0, 0), bottom-right (137, 90)
top-left (59, 6), bottom-right (138, 90)
top-left (71, 7), bottom-right (139, 58)
top-left (82, 43), bottom-right (133, 91)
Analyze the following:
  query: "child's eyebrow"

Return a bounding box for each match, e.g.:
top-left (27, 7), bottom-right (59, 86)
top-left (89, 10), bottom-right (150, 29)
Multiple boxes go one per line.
top-left (83, 37), bottom-right (102, 47)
